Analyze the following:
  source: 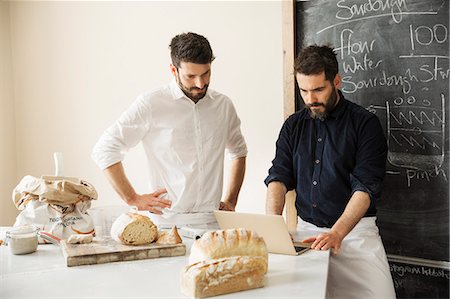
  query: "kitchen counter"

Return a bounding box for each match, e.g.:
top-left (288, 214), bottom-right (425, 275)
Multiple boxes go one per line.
top-left (0, 228), bottom-right (329, 298)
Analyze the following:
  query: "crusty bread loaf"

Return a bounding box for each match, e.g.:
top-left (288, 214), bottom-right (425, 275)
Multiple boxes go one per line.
top-left (180, 256), bottom-right (266, 298)
top-left (110, 212), bottom-right (158, 245)
top-left (189, 228), bottom-right (268, 272)
top-left (156, 226), bottom-right (183, 245)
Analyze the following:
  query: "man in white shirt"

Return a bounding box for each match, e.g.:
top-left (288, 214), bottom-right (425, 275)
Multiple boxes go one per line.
top-left (92, 32), bottom-right (247, 227)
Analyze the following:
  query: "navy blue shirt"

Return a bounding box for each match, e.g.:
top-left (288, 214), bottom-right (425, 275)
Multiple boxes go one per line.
top-left (265, 92), bottom-right (387, 228)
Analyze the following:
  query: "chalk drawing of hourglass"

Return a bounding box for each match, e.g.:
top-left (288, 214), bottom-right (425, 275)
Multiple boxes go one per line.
top-left (386, 94), bottom-right (446, 171)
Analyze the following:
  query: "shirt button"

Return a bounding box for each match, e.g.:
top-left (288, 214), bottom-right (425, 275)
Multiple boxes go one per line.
top-left (315, 159), bottom-right (320, 164)
top-left (312, 203), bottom-right (317, 208)
top-left (317, 138), bottom-right (322, 142)
top-left (312, 181), bottom-right (317, 186)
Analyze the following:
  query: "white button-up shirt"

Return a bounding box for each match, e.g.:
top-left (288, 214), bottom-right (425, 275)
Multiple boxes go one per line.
top-left (92, 80), bottom-right (247, 226)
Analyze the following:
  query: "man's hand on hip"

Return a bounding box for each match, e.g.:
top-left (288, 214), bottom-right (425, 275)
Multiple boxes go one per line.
top-left (128, 188), bottom-right (172, 214)
top-left (219, 201), bottom-right (235, 211)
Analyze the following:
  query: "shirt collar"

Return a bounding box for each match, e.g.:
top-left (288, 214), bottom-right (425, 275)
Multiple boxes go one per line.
top-left (328, 91), bottom-right (346, 119)
top-left (169, 79), bottom-right (212, 102)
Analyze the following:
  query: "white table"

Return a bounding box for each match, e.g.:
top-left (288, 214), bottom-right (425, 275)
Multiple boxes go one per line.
top-left (0, 230), bottom-right (329, 298)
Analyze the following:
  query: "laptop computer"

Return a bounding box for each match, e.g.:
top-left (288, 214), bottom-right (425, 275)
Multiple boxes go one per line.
top-left (214, 210), bottom-right (310, 255)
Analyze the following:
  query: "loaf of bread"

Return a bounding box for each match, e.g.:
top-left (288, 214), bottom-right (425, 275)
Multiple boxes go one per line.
top-left (180, 255), bottom-right (266, 298)
top-left (189, 228), bottom-right (268, 272)
top-left (110, 212), bottom-right (158, 245)
top-left (156, 226), bottom-right (183, 245)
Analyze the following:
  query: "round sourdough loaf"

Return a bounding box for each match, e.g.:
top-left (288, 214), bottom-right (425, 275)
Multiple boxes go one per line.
top-left (189, 228), bottom-right (268, 272)
top-left (110, 212), bottom-right (158, 245)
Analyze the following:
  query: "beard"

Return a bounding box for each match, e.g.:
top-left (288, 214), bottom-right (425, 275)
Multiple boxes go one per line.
top-left (177, 74), bottom-right (208, 102)
top-left (307, 88), bottom-right (339, 120)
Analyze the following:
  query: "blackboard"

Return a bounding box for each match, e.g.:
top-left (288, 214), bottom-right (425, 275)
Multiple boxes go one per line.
top-left (390, 258), bottom-right (450, 298)
top-left (295, 0), bottom-right (449, 297)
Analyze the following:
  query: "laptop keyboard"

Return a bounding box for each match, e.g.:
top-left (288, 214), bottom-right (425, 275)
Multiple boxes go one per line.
top-left (294, 246), bottom-right (310, 254)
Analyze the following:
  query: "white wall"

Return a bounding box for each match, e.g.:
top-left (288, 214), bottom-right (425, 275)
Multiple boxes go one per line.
top-left (4, 1), bottom-right (284, 224)
top-left (0, 1), bottom-right (18, 225)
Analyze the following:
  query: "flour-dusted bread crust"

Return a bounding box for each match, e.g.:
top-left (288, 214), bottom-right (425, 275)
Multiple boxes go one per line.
top-left (67, 234), bottom-right (93, 244)
top-left (180, 256), bottom-right (266, 298)
top-left (110, 212), bottom-right (158, 245)
top-left (156, 226), bottom-right (183, 245)
top-left (189, 228), bottom-right (268, 273)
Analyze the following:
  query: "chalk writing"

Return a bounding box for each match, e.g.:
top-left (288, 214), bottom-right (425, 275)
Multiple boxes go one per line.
top-left (406, 166), bottom-right (448, 187)
top-left (336, 0), bottom-right (407, 23)
top-left (307, 0), bottom-right (449, 185)
top-left (318, 11), bottom-right (438, 34)
top-left (366, 104), bottom-right (387, 116)
top-left (391, 134), bottom-right (441, 150)
top-left (336, 0), bottom-right (408, 23)
top-left (394, 277), bottom-right (404, 288)
top-left (390, 108), bottom-right (443, 127)
top-left (409, 23), bottom-right (448, 50)
top-left (336, 28), bottom-right (383, 73)
top-left (316, 0), bottom-right (438, 34)
top-left (387, 94), bottom-right (445, 171)
top-left (341, 69), bottom-right (415, 94)
top-left (337, 29), bottom-right (376, 57)
top-left (391, 264), bottom-right (450, 279)
top-left (393, 95), bottom-right (432, 106)
top-left (418, 57), bottom-right (450, 82)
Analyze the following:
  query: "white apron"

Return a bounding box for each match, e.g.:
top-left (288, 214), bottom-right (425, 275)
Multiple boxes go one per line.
top-left (297, 217), bottom-right (396, 299)
top-left (147, 211), bottom-right (219, 230)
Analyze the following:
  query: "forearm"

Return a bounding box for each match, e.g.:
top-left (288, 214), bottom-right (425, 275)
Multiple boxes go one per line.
top-left (222, 157), bottom-right (246, 208)
top-left (331, 190), bottom-right (371, 240)
top-left (265, 181), bottom-right (288, 215)
top-left (103, 162), bottom-right (171, 212)
top-left (303, 191), bottom-right (370, 254)
top-left (103, 162), bottom-right (137, 204)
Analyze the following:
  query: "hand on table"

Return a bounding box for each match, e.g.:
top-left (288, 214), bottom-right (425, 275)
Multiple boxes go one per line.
top-left (302, 230), bottom-right (343, 255)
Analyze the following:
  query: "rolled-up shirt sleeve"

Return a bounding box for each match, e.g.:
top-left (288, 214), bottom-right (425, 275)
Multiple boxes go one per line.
top-left (350, 114), bottom-right (388, 204)
top-left (225, 100), bottom-right (248, 160)
top-left (264, 117), bottom-right (296, 190)
top-left (92, 95), bottom-right (151, 170)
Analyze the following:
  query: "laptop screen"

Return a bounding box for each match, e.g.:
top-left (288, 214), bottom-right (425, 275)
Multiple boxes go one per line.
top-left (214, 210), bottom-right (302, 255)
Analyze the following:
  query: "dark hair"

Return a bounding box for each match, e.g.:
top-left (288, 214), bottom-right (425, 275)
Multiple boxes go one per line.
top-left (169, 32), bottom-right (215, 68)
top-left (294, 45), bottom-right (339, 82)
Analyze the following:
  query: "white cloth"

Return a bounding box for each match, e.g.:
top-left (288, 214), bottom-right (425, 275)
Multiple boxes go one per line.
top-left (92, 80), bottom-right (247, 226)
top-left (296, 217), bottom-right (396, 299)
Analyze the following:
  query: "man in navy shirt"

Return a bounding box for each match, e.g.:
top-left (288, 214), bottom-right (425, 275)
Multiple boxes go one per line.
top-left (265, 45), bottom-right (395, 298)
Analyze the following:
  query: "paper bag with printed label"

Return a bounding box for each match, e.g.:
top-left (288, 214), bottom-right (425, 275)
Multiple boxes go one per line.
top-left (12, 175), bottom-right (98, 243)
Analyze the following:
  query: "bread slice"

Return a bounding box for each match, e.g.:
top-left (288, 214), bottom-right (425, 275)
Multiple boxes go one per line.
top-left (156, 226), bottom-right (183, 245)
top-left (180, 256), bottom-right (266, 298)
top-left (189, 228), bottom-right (268, 273)
top-left (110, 212), bottom-right (158, 245)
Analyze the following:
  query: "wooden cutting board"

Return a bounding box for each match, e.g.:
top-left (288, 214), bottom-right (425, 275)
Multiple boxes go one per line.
top-left (60, 237), bottom-right (186, 267)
